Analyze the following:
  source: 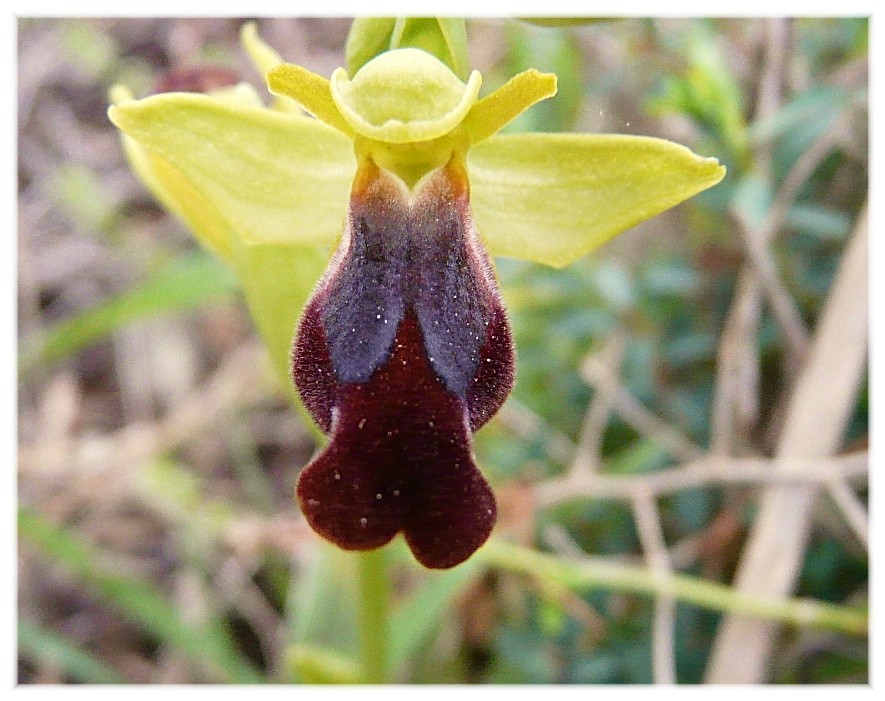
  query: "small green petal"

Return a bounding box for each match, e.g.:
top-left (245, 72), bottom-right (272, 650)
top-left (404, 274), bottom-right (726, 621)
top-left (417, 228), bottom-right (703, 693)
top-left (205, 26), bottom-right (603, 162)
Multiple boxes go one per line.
top-left (468, 133), bottom-right (726, 267)
top-left (330, 48), bottom-right (482, 144)
top-left (266, 64), bottom-right (356, 136)
top-left (463, 69), bottom-right (558, 144)
top-left (108, 92), bottom-right (355, 248)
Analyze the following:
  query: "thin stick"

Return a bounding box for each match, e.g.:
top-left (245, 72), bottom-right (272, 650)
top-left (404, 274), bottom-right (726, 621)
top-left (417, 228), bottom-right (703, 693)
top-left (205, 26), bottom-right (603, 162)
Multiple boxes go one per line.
top-left (825, 480), bottom-right (869, 549)
top-left (570, 330), bottom-right (626, 477)
top-left (705, 205), bottom-right (868, 683)
top-left (631, 488), bottom-right (676, 684)
top-left (537, 451), bottom-right (867, 506)
top-left (496, 399), bottom-right (576, 466)
top-left (581, 356), bottom-right (705, 462)
top-left (709, 270), bottom-right (762, 454)
top-left (731, 206), bottom-right (809, 364)
top-left (483, 541), bottom-right (867, 637)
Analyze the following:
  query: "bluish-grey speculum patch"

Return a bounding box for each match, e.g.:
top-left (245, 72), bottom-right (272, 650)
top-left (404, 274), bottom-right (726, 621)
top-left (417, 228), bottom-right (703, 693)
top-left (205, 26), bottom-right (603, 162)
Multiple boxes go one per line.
top-left (292, 158), bottom-right (514, 568)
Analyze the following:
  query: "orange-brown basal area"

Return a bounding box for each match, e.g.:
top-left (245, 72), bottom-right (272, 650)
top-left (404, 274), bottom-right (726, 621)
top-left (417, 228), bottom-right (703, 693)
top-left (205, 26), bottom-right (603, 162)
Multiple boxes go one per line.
top-left (292, 157), bottom-right (514, 568)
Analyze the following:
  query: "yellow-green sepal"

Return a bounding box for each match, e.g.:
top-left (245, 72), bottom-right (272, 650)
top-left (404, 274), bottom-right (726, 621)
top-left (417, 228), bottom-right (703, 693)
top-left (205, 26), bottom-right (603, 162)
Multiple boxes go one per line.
top-left (240, 21), bottom-right (284, 76)
top-left (233, 239), bottom-right (330, 393)
top-left (468, 133), bottom-right (726, 267)
top-left (108, 91), bottom-right (355, 248)
top-left (240, 22), bottom-right (307, 115)
top-left (108, 88), bottom-right (337, 399)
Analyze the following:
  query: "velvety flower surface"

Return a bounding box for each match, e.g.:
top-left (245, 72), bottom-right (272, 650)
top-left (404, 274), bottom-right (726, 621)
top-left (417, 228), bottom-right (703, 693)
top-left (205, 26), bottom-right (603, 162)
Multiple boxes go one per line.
top-left (294, 158), bottom-right (513, 567)
top-left (108, 24), bottom-right (725, 568)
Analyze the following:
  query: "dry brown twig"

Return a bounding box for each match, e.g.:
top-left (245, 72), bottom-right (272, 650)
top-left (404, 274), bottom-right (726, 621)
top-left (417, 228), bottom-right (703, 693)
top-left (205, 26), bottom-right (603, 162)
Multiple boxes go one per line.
top-left (537, 451), bottom-right (867, 507)
top-left (631, 488), bottom-right (676, 684)
top-left (824, 479), bottom-right (869, 550)
top-left (20, 341), bottom-right (269, 483)
top-left (580, 353), bottom-right (705, 463)
top-left (569, 329), bottom-right (627, 478)
top-left (528, 22), bottom-right (867, 684)
top-left (705, 204), bottom-right (868, 683)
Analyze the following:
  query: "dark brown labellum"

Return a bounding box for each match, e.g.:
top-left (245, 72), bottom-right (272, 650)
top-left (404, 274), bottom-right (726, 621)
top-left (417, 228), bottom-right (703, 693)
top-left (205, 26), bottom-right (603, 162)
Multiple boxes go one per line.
top-left (292, 157), bottom-right (514, 569)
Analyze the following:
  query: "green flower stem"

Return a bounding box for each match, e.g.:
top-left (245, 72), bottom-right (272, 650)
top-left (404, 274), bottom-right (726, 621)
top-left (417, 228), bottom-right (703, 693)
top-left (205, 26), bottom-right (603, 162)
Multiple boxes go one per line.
top-left (357, 548), bottom-right (390, 683)
top-left (483, 541), bottom-right (867, 636)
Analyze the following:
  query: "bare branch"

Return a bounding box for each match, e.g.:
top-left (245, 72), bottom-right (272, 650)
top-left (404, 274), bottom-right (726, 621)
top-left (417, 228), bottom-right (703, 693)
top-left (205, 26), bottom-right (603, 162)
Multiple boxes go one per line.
top-left (731, 206), bottom-right (810, 364)
top-left (825, 480), bottom-right (869, 549)
top-left (705, 204), bottom-right (868, 683)
top-left (537, 451), bottom-right (867, 507)
top-left (496, 399), bottom-right (576, 466)
top-left (710, 270), bottom-right (762, 454)
top-left (570, 330), bottom-right (627, 478)
top-left (581, 355), bottom-right (705, 463)
top-left (632, 488), bottom-right (676, 684)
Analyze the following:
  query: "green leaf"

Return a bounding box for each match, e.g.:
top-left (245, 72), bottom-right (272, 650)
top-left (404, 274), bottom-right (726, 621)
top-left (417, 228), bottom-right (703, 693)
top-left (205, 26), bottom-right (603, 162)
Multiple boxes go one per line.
top-left (109, 92), bottom-right (355, 248)
top-left (18, 509), bottom-right (262, 683)
top-left (647, 22), bottom-right (748, 167)
top-left (286, 543), bottom-right (361, 671)
top-left (18, 620), bottom-right (126, 683)
top-left (468, 133), bottom-right (726, 267)
top-left (388, 556), bottom-right (484, 675)
top-left (285, 643), bottom-right (362, 684)
top-left (607, 439), bottom-right (670, 475)
top-left (787, 202), bottom-right (851, 240)
top-left (748, 85), bottom-right (850, 145)
top-left (19, 253), bottom-right (237, 375)
top-left (732, 171), bottom-right (773, 228)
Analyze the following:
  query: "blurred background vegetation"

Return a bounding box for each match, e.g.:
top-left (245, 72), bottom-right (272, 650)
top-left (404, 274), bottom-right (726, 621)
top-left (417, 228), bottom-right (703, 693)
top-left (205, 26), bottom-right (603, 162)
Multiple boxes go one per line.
top-left (18, 17), bottom-right (868, 684)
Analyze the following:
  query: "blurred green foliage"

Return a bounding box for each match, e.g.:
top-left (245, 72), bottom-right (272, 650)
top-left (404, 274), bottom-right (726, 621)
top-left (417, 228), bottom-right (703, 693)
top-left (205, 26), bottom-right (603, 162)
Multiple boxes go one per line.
top-left (18, 17), bottom-right (867, 684)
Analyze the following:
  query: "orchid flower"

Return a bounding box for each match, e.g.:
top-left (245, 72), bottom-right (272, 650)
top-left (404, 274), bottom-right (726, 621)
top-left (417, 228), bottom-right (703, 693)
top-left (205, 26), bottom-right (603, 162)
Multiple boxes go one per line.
top-left (108, 23), bottom-right (724, 569)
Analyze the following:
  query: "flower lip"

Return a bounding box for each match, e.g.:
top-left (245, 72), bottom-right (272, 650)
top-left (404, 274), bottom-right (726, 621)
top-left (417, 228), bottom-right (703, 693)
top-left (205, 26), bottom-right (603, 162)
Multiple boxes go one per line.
top-left (330, 47), bottom-right (483, 144)
top-left (291, 156), bottom-right (514, 567)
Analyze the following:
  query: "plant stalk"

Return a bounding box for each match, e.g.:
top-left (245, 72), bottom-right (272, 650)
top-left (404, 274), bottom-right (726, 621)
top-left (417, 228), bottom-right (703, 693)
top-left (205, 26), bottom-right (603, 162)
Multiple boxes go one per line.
top-left (483, 541), bottom-right (867, 636)
top-left (356, 548), bottom-right (390, 683)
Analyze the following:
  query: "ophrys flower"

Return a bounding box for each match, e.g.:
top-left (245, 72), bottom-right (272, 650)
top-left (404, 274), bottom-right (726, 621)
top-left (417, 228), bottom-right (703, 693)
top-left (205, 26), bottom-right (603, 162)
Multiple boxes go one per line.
top-left (108, 23), bottom-right (725, 568)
